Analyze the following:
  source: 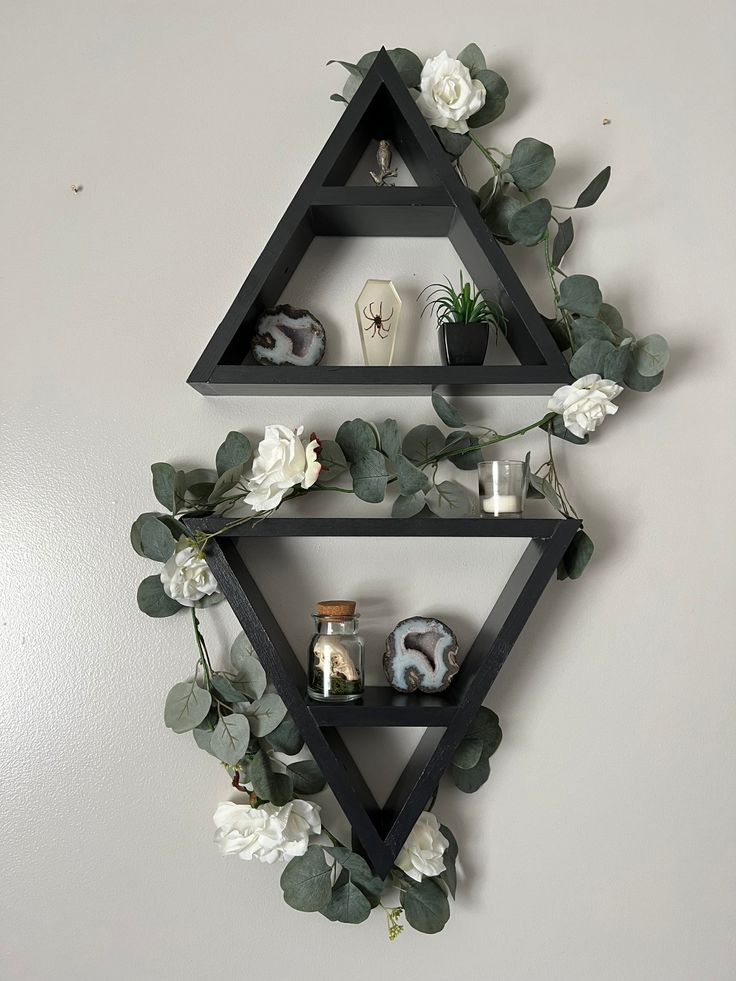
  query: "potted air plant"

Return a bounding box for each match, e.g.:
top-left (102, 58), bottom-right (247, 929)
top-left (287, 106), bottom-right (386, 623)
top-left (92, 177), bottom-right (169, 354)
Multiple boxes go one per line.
top-left (419, 273), bottom-right (506, 366)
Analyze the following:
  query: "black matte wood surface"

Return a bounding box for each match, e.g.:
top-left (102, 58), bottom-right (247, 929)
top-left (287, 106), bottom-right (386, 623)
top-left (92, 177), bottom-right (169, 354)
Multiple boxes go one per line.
top-left (183, 514), bottom-right (580, 876)
top-left (188, 48), bottom-right (572, 397)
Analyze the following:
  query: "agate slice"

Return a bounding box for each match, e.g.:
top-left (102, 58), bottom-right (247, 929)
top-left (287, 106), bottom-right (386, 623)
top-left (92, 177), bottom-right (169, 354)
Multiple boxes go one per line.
top-left (251, 304), bottom-right (326, 366)
top-left (383, 616), bottom-right (459, 693)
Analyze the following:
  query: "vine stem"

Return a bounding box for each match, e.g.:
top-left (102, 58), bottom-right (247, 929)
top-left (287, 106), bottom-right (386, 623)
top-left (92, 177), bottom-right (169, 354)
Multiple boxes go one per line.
top-left (542, 229), bottom-right (574, 350)
top-left (469, 132), bottom-right (501, 173)
top-left (191, 608), bottom-right (213, 683)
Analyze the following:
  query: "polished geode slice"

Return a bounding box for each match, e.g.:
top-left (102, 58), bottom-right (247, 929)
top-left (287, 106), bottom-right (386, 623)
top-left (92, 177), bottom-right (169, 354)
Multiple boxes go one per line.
top-left (251, 304), bottom-right (326, 366)
top-left (383, 616), bottom-right (460, 693)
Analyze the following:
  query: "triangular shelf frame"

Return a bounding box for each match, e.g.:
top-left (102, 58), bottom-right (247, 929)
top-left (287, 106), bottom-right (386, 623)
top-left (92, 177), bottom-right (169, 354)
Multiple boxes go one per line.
top-left (188, 48), bottom-right (573, 397)
top-left (184, 515), bottom-right (580, 877)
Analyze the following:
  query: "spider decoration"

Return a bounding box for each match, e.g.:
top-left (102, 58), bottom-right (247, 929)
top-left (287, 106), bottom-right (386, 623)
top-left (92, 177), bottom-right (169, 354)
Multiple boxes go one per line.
top-left (362, 301), bottom-right (394, 339)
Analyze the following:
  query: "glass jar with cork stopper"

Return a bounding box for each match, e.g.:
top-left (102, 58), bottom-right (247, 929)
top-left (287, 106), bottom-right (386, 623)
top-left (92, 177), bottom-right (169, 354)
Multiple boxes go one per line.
top-left (307, 600), bottom-right (365, 702)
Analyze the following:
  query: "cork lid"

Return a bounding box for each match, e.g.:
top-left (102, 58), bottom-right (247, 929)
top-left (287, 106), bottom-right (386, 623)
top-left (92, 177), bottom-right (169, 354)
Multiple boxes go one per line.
top-left (316, 600), bottom-right (356, 618)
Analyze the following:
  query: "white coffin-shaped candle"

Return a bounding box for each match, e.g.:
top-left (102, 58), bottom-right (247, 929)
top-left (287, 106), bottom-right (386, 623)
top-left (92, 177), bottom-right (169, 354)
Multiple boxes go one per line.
top-left (355, 279), bottom-right (401, 366)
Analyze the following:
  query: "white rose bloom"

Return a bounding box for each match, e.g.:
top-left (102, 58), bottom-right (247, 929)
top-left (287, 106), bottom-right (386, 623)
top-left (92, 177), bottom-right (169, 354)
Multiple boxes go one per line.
top-left (395, 811), bottom-right (449, 882)
top-left (244, 425), bottom-right (321, 512)
top-left (415, 51), bottom-right (486, 134)
top-left (160, 546), bottom-right (219, 607)
top-left (548, 373), bottom-right (623, 439)
top-left (213, 799), bottom-right (322, 863)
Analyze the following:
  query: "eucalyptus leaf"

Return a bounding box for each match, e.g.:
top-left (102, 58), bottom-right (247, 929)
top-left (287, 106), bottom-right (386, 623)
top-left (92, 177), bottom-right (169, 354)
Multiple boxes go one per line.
top-left (215, 431), bottom-right (252, 477)
top-left (335, 418), bottom-right (377, 462)
top-left (151, 462), bottom-right (176, 511)
top-left (192, 725), bottom-right (218, 757)
top-left (558, 274), bottom-right (602, 318)
top-left (164, 681), bottom-right (212, 733)
top-left (597, 302), bottom-right (631, 342)
top-left (443, 431), bottom-right (483, 470)
top-left (508, 138), bottom-right (556, 191)
top-left (350, 450), bottom-right (389, 503)
top-left (561, 529), bottom-right (594, 579)
top-left (391, 492), bottom-right (427, 518)
top-left (263, 714), bottom-right (304, 756)
top-left (287, 759), bottom-right (326, 795)
top-left (571, 317), bottom-right (614, 347)
top-left (452, 737), bottom-right (484, 770)
top-left (229, 633), bottom-right (267, 699)
top-left (325, 847), bottom-right (385, 900)
top-left (467, 69), bottom-right (508, 127)
top-left (137, 575), bottom-right (181, 618)
top-left (315, 439), bottom-right (348, 484)
top-left (208, 463), bottom-right (246, 504)
top-left (569, 339), bottom-right (615, 378)
top-left (402, 424), bottom-right (445, 465)
top-left (544, 415), bottom-right (589, 444)
top-left (210, 673), bottom-right (245, 704)
top-left (330, 93), bottom-right (348, 103)
top-left (131, 512), bottom-right (179, 557)
top-left (451, 755), bottom-right (491, 793)
top-left (528, 474), bottom-right (563, 512)
top-left (439, 825), bottom-right (458, 900)
top-left (394, 454), bottom-right (430, 495)
top-left (434, 127), bottom-right (471, 159)
top-left (425, 481), bottom-right (475, 518)
top-left (431, 392), bottom-right (465, 428)
top-left (603, 343), bottom-right (633, 384)
top-left (243, 693), bottom-right (287, 736)
top-left (509, 198), bottom-right (552, 245)
top-left (248, 748), bottom-right (294, 805)
top-left (403, 878), bottom-right (451, 934)
top-left (211, 713), bottom-right (251, 764)
top-left (386, 47), bottom-right (423, 88)
top-left (624, 364), bottom-right (664, 392)
top-left (483, 192), bottom-right (523, 244)
top-left (378, 419), bottom-right (401, 461)
top-left (456, 42), bottom-right (486, 74)
top-left (633, 334), bottom-right (670, 376)
top-left (280, 845), bottom-right (332, 912)
top-left (552, 217), bottom-right (574, 267)
top-left (321, 882), bottom-right (371, 924)
top-left (574, 166), bottom-right (611, 208)
top-left (465, 705), bottom-right (502, 757)
top-left (139, 517), bottom-right (176, 562)
top-left (173, 470), bottom-right (188, 513)
top-left (326, 59), bottom-right (364, 77)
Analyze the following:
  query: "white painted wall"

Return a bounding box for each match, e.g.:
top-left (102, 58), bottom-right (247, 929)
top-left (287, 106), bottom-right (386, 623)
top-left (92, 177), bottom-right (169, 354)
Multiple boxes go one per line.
top-left (2, 2), bottom-right (734, 978)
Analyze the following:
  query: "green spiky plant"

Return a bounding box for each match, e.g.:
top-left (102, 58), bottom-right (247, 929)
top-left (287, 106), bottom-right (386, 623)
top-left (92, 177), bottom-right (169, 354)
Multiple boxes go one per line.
top-left (418, 272), bottom-right (506, 341)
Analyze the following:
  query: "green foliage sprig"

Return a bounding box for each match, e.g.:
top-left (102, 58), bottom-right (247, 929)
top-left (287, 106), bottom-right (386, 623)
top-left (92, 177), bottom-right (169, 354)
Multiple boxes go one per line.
top-left (329, 45), bottom-right (671, 389)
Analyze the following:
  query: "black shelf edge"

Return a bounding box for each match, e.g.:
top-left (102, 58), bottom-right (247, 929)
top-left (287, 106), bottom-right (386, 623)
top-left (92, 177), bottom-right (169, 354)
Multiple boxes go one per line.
top-left (189, 365), bottom-right (572, 397)
top-left (184, 516), bottom-right (580, 538)
top-left (307, 687), bottom-right (458, 727)
top-left (312, 186), bottom-right (451, 205)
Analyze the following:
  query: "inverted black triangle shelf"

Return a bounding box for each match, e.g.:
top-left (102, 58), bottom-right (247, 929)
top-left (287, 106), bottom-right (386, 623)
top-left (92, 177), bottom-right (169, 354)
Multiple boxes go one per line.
top-left (183, 514), bottom-right (580, 877)
top-left (188, 48), bottom-right (572, 397)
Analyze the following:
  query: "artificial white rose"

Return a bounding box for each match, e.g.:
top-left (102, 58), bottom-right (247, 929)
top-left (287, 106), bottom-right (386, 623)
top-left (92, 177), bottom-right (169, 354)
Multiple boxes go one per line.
top-left (395, 810), bottom-right (449, 882)
top-left (244, 425), bottom-right (321, 513)
top-left (548, 373), bottom-right (623, 439)
top-left (160, 545), bottom-right (219, 607)
top-left (415, 51), bottom-right (486, 134)
top-left (213, 799), bottom-right (322, 863)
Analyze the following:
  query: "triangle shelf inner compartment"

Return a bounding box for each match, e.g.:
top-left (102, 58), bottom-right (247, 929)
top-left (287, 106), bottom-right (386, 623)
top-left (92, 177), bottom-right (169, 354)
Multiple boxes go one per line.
top-left (185, 515), bottom-right (579, 877)
top-left (188, 48), bottom-right (572, 397)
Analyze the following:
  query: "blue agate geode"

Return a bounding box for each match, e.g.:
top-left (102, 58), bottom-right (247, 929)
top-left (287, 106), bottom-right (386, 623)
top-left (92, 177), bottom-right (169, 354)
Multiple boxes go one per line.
top-left (383, 616), bottom-right (459, 693)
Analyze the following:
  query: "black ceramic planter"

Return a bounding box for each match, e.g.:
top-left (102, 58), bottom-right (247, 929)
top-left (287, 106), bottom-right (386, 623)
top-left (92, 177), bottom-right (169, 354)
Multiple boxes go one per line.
top-left (439, 321), bottom-right (489, 366)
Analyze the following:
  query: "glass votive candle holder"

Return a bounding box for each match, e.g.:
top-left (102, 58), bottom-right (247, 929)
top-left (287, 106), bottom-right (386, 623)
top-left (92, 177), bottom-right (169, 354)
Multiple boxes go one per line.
top-left (477, 460), bottom-right (527, 517)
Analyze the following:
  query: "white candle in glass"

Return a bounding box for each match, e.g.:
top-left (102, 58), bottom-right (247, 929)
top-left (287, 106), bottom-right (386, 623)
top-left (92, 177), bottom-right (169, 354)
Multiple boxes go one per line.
top-left (482, 493), bottom-right (522, 515)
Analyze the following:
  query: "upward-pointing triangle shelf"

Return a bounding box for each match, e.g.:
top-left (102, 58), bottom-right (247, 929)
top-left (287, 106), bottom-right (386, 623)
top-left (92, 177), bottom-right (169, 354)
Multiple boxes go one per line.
top-left (188, 48), bottom-right (572, 397)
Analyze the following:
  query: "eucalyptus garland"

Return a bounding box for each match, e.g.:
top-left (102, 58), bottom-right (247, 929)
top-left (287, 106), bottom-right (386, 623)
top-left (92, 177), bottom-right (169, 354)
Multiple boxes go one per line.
top-left (132, 47), bottom-right (670, 938)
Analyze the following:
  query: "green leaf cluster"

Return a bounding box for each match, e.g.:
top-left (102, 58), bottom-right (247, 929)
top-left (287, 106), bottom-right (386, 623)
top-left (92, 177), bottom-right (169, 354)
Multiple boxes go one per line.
top-left (449, 706), bottom-right (502, 793)
top-left (333, 410), bottom-right (478, 517)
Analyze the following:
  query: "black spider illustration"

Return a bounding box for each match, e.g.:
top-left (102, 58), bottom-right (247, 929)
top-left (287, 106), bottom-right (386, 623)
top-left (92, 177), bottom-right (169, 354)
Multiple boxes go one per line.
top-left (362, 301), bottom-right (394, 339)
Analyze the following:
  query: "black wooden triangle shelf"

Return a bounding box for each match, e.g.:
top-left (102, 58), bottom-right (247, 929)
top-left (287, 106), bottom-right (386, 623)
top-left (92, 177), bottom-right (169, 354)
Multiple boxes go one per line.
top-left (188, 48), bottom-right (572, 397)
top-left (184, 514), bottom-right (580, 877)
